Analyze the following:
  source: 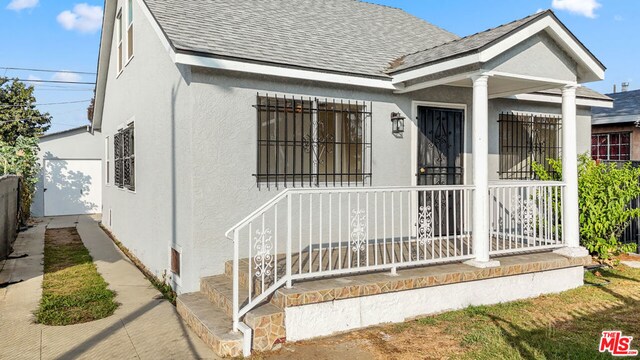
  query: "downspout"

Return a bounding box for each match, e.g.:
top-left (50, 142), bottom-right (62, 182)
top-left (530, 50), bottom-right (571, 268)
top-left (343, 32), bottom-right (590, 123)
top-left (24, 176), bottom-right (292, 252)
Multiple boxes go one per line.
top-left (237, 322), bottom-right (253, 357)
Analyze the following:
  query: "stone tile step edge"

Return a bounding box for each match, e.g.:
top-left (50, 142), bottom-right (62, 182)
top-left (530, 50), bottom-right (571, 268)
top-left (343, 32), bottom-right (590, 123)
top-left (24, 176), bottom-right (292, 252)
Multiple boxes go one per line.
top-left (176, 293), bottom-right (243, 358)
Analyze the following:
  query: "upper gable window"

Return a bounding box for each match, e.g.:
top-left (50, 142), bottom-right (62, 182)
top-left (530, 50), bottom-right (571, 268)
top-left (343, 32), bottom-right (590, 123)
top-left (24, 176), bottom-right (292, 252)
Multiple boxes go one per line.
top-left (116, 10), bottom-right (123, 73)
top-left (126, 0), bottom-right (134, 61)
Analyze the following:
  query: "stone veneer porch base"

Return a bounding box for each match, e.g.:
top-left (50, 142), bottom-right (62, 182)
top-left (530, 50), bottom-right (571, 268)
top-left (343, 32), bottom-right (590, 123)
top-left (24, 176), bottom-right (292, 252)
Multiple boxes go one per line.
top-left (179, 251), bottom-right (590, 356)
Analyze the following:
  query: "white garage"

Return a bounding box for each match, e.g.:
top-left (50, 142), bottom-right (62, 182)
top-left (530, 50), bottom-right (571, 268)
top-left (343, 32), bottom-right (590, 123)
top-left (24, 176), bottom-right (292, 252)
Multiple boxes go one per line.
top-left (43, 159), bottom-right (102, 216)
top-left (32, 126), bottom-right (104, 217)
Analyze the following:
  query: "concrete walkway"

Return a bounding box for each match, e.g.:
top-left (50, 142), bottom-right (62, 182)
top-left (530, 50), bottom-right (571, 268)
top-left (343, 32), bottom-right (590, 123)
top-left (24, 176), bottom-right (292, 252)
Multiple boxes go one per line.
top-left (0, 215), bottom-right (218, 360)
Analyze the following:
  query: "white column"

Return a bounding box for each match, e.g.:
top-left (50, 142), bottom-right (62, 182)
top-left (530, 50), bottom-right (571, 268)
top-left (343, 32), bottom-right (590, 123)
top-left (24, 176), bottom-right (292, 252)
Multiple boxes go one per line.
top-left (465, 75), bottom-right (499, 268)
top-left (555, 85), bottom-right (588, 257)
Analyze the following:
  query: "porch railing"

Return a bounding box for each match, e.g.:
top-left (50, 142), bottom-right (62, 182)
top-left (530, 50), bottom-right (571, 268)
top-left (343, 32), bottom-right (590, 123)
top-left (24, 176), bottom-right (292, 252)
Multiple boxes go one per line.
top-left (488, 181), bottom-right (565, 254)
top-left (225, 185), bottom-right (474, 330)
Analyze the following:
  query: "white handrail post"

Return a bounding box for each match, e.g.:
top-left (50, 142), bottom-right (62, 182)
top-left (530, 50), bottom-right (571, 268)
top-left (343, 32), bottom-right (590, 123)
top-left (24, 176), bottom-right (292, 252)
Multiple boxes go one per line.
top-left (286, 193), bottom-right (293, 288)
top-left (232, 230), bottom-right (240, 332)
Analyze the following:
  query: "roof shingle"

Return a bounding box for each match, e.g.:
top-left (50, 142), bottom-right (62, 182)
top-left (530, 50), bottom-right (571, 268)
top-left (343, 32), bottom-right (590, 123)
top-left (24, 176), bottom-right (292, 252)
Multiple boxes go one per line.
top-left (143, 0), bottom-right (459, 77)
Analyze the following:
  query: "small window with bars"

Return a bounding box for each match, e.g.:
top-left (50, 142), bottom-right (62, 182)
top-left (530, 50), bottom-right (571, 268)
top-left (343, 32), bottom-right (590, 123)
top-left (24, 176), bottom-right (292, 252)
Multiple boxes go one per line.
top-left (498, 112), bottom-right (562, 180)
top-left (255, 94), bottom-right (372, 187)
top-left (114, 123), bottom-right (135, 191)
top-left (591, 132), bottom-right (631, 161)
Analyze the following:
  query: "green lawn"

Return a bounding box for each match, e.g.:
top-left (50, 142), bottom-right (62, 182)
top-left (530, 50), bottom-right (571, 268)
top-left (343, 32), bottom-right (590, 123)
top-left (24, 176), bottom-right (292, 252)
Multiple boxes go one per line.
top-left (36, 227), bottom-right (118, 326)
top-left (264, 263), bottom-right (640, 360)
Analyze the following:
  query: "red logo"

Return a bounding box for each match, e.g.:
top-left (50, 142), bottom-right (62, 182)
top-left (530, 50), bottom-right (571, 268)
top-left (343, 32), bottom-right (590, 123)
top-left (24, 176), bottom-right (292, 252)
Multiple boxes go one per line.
top-left (599, 331), bottom-right (638, 356)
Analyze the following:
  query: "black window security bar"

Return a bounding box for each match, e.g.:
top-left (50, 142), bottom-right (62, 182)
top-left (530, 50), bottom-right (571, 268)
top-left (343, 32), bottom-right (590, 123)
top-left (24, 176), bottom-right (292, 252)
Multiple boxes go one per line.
top-left (114, 123), bottom-right (135, 191)
top-left (254, 94), bottom-right (372, 188)
top-left (498, 112), bottom-right (562, 180)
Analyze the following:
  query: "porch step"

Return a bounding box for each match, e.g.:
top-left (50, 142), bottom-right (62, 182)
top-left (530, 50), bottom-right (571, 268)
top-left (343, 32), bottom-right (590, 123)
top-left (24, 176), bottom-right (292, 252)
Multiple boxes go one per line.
top-left (201, 274), bottom-right (249, 318)
top-left (178, 275), bottom-right (287, 356)
top-left (176, 293), bottom-right (243, 357)
top-left (200, 274), bottom-right (286, 351)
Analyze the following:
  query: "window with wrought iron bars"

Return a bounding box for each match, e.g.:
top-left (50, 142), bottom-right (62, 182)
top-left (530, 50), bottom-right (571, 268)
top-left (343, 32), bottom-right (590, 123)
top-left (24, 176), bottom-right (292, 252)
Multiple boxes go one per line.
top-left (498, 112), bottom-right (562, 180)
top-left (254, 94), bottom-right (372, 187)
top-left (114, 123), bottom-right (135, 190)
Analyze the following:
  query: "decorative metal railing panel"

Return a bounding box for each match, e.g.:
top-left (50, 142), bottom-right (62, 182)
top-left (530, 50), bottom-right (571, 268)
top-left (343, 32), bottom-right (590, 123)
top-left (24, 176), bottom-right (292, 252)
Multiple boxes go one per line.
top-left (488, 182), bottom-right (565, 254)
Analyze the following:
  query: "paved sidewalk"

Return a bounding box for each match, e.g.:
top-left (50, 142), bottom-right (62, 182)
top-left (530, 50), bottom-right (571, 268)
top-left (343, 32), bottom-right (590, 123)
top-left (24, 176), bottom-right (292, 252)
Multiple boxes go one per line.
top-left (0, 215), bottom-right (217, 360)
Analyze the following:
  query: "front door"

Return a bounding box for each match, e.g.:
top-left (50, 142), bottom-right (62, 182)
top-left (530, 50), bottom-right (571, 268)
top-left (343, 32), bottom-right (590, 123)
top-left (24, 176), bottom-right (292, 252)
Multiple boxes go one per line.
top-left (416, 106), bottom-right (464, 185)
top-left (416, 106), bottom-right (464, 238)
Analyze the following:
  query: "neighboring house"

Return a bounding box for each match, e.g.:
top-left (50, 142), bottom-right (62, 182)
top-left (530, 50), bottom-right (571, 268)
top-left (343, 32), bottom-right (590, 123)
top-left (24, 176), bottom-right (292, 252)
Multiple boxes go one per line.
top-left (91, 1), bottom-right (612, 356)
top-left (592, 88), bottom-right (640, 162)
top-left (32, 126), bottom-right (103, 217)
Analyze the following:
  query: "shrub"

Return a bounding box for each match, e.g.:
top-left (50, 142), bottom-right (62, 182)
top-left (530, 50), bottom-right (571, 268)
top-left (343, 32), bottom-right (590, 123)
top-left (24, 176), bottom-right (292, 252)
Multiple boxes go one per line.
top-left (533, 155), bottom-right (640, 260)
top-left (0, 136), bottom-right (40, 223)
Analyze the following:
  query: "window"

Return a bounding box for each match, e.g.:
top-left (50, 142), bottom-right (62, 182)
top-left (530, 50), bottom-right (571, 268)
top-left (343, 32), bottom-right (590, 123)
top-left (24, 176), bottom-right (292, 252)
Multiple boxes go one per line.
top-left (105, 136), bottom-right (110, 184)
top-left (114, 123), bottom-right (135, 190)
top-left (255, 95), bottom-right (372, 187)
top-left (498, 112), bottom-right (562, 180)
top-left (126, 0), bottom-right (134, 61)
top-left (116, 10), bottom-right (123, 73)
top-left (592, 133), bottom-right (631, 161)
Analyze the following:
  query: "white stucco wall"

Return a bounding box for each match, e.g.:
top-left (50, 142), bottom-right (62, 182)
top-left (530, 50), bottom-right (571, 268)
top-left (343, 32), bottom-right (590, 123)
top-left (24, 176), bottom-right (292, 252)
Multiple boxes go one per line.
top-left (98, 2), bottom-right (595, 292)
top-left (32, 126), bottom-right (103, 217)
top-left (99, 0), bottom-right (195, 292)
top-left (285, 266), bottom-right (584, 341)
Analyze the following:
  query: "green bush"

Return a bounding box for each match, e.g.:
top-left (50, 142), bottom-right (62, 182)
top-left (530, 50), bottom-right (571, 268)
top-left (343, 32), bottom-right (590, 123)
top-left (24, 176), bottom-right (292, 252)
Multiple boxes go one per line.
top-left (0, 136), bottom-right (40, 222)
top-left (533, 155), bottom-right (640, 260)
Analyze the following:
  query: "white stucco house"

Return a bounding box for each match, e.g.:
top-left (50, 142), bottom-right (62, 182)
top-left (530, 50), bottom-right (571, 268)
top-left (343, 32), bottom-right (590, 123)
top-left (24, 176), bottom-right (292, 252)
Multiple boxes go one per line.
top-left (91, 0), bottom-right (613, 356)
top-left (32, 125), bottom-right (103, 217)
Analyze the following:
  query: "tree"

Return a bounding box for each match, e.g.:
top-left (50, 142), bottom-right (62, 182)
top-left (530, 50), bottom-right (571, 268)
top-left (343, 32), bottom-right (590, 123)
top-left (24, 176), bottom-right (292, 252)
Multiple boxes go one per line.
top-left (0, 77), bottom-right (52, 144)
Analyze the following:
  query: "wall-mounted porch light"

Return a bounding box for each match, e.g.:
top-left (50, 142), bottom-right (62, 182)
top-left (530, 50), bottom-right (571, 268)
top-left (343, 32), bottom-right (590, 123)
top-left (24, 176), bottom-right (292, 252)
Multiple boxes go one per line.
top-left (390, 112), bottom-right (405, 135)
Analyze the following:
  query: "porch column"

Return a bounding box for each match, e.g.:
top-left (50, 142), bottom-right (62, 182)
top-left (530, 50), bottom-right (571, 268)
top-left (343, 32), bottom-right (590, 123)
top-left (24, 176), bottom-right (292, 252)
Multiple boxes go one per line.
top-left (555, 85), bottom-right (588, 257)
top-left (465, 75), bottom-right (499, 268)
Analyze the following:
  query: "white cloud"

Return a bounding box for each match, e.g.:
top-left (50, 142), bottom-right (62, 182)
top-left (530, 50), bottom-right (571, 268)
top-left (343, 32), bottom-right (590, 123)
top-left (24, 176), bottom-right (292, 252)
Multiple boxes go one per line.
top-left (51, 72), bottom-right (82, 83)
top-left (552, 0), bottom-right (601, 18)
top-left (6, 0), bottom-right (38, 11)
top-left (57, 3), bottom-right (103, 33)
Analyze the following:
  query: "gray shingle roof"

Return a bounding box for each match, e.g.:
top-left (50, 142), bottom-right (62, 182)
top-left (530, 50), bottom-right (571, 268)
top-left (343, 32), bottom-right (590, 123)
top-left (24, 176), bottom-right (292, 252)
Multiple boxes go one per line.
top-left (143, 0), bottom-right (459, 77)
top-left (537, 87), bottom-right (612, 101)
top-left (592, 89), bottom-right (640, 124)
top-left (389, 11), bottom-right (547, 73)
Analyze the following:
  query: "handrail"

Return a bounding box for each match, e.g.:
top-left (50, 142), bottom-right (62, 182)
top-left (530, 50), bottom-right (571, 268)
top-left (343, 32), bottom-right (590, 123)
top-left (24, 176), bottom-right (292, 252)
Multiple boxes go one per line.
top-left (224, 185), bottom-right (475, 239)
top-left (224, 189), bottom-right (290, 240)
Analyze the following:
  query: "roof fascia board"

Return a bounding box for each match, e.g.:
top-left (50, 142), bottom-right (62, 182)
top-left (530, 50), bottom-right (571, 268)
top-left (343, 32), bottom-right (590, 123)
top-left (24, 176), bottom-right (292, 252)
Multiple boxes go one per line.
top-left (391, 54), bottom-right (479, 84)
top-left (91, 0), bottom-right (117, 132)
top-left (510, 93), bottom-right (614, 108)
top-left (173, 53), bottom-right (397, 90)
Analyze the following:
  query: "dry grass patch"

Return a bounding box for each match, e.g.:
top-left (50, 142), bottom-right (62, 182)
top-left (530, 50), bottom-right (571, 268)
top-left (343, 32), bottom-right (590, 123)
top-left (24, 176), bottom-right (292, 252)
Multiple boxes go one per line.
top-left (35, 227), bottom-right (118, 325)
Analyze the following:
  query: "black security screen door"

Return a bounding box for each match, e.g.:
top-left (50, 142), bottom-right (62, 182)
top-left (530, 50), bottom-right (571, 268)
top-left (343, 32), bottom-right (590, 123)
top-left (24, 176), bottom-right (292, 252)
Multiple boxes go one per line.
top-left (417, 106), bottom-right (464, 185)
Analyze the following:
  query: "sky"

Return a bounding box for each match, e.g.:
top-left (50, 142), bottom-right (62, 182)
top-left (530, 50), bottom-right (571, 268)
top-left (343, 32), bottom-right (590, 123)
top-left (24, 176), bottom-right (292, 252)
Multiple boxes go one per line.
top-left (0, 0), bottom-right (638, 134)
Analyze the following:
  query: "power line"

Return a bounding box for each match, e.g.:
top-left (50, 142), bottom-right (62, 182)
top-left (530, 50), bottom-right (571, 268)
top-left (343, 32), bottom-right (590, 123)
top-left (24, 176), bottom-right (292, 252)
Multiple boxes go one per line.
top-left (16, 79), bottom-right (95, 85)
top-left (0, 67), bottom-right (96, 75)
top-left (0, 99), bottom-right (91, 108)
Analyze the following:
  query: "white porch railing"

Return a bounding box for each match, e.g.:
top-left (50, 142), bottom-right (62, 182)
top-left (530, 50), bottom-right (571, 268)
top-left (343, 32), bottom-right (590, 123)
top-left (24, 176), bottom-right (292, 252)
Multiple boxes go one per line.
top-left (488, 181), bottom-right (565, 254)
top-left (225, 182), bottom-right (566, 331)
top-left (225, 185), bottom-right (474, 330)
